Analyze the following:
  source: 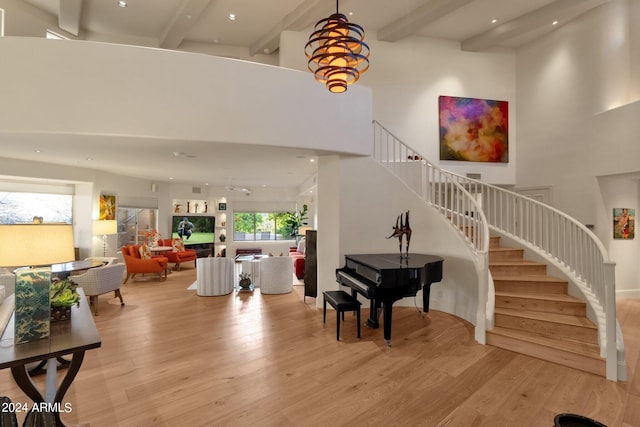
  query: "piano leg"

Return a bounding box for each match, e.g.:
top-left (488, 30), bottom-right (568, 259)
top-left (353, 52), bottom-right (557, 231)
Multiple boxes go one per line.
top-left (422, 282), bottom-right (433, 312)
top-left (382, 302), bottom-right (393, 346)
top-left (366, 298), bottom-right (381, 329)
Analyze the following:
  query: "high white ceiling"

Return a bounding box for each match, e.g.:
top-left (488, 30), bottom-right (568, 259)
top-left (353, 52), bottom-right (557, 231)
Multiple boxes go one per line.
top-left (9, 0), bottom-right (609, 190)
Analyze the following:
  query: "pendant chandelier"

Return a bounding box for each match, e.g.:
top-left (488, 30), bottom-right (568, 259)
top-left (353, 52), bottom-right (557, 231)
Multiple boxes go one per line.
top-left (304, 0), bottom-right (370, 94)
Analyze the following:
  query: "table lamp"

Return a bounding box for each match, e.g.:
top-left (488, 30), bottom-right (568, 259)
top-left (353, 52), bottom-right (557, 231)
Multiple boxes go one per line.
top-left (0, 223), bottom-right (75, 343)
top-left (297, 226), bottom-right (312, 236)
top-left (93, 220), bottom-right (117, 256)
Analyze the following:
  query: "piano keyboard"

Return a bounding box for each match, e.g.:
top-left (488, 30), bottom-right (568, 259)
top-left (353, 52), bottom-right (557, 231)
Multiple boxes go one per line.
top-left (336, 270), bottom-right (375, 298)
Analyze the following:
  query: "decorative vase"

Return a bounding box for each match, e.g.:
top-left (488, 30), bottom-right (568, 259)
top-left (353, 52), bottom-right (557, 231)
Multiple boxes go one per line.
top-left (50, 305), bottom-right (72, 322)
top-left (239, 278), bottom-right (252, 289)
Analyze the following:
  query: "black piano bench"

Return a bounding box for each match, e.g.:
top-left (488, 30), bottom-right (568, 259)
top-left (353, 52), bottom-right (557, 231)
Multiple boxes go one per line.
top-left (323, 290), bottom-right (361, 340)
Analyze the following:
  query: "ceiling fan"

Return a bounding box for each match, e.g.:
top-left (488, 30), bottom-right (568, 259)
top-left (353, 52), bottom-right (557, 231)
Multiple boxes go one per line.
top-left (225, 180), bottom-right (252, 195)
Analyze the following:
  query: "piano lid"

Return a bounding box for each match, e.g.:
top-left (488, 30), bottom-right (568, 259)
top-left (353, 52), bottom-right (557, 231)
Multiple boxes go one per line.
top-left (344, 253), bottom-right (443, 271)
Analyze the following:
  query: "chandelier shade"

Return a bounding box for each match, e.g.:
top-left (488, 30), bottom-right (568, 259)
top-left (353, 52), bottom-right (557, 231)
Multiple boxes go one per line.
top-left (305, 6), bottom-right (370, 94)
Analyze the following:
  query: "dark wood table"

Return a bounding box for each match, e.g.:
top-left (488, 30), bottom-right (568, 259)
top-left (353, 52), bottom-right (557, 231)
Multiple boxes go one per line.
top-left (0, 288), bottom-right (101, 426)
top-left (52, 260), bottom-right (105, 279)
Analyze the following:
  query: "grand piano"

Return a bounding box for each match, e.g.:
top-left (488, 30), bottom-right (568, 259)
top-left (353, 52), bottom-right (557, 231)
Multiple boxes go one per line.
top-left (336, 253), bottom-right (444, 345)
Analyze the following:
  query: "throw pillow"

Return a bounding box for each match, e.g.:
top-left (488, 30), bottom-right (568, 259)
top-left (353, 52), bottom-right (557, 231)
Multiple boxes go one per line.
top-left (172, 238), bottom-right (186, 253)
top-left (297, 236), bottom-right (306, 254)
top-left (139, 243), bottom-right (151, 260)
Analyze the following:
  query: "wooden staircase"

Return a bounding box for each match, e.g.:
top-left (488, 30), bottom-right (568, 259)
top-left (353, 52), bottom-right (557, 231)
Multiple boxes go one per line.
top-left (486, 236), bottom-right (606, 377)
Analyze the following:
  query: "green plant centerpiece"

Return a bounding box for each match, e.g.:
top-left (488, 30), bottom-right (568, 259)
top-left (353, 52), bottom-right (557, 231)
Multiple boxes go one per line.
top-left (50, 278), bottom-right (79, 322)
top-left (283, 204), bottom-right (308, 237)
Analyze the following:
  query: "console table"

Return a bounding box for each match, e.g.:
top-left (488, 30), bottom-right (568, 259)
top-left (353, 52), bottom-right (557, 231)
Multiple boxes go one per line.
top-left (0, 288), bottom-right (101, 426)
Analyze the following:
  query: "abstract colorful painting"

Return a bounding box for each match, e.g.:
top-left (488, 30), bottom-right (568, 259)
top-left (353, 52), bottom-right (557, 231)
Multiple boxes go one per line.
top-left (439, 95), bottom-right (508, 163)
top-left (613, 208), bottom-right (635, 239)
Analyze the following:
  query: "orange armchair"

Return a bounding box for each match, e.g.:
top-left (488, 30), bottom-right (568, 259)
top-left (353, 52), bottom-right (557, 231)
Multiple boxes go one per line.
top-left (158, 238), bottom-right (197, 271)
top-left (121, 245), bottom-right (169, 283)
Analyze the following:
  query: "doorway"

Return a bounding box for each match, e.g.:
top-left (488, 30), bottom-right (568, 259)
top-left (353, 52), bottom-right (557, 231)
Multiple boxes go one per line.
top-left (117, 207), bottom-right (158, 247)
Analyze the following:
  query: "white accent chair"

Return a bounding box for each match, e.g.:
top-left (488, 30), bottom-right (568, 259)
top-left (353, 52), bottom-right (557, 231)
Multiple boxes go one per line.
top-left (72, 262), bottom-right (126, 315)
top-left (196, 257), bottom-right (234, 296)
top-left (259, 256), bottom-right (293, 294)
top-left (85, 256), bottom-right (119, 265)
top-left (0, 269), bottom-right (15, 297)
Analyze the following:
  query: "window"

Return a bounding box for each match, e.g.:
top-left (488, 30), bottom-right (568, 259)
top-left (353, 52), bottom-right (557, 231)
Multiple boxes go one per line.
top-left (234, 212), bottom-right (292, 241)
top-left (0, 191), bottom-right (73, 224)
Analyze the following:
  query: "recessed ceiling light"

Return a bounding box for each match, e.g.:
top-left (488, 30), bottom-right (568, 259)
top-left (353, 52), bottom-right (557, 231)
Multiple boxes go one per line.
top-left (86, 157), bottom-right (93, 161)
top-left (310, 159), bottom-right (315, 162)
top-left (34, 149), bottom-right (42, 153)
top-left (229, 13), bottom-right (236, 21)
top-left (118, 1), bottom-right (127, 8)
top-left (173, 151), bottom-right (197, 158)
top-left (491, 19), bottom-right (498, 24)
top-left (552, 20), bottom-right (559, 25)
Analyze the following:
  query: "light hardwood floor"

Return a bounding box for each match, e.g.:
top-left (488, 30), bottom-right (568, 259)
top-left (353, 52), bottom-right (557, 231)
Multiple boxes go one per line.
top-left (1, 267), bottom-right (638, 427)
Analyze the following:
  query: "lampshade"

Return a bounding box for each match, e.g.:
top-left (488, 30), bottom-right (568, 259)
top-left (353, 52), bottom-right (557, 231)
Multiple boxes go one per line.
top-left (0, 223), bottom-right (75, 267)
top-left (298, 226), bottom-right (312, 236)
top-left (305, 1), bottom-right (370, 93)
top-left (93, 219), bottom-right (117, 236)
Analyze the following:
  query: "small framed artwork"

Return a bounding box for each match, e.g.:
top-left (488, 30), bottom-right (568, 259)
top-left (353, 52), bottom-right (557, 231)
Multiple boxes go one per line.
top-left (99, 194), bottom-right (116, 220)
top-left (218, 203), bottom-right (227, 211)
top-left (613, 208), bottom-right (634, 239)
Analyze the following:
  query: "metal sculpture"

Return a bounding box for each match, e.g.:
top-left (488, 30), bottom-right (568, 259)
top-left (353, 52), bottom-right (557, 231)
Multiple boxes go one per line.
top-left (387, 210), bottom-right (412, 258)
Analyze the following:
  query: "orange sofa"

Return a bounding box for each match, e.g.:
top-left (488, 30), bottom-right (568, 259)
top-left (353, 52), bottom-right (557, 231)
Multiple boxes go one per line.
top-left (121, 244), bottom-right (169, 283)
top-left (158, 238), bottom-right (198, 270)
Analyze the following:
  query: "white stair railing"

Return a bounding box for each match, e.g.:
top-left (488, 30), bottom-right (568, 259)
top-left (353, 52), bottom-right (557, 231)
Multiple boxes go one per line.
top-left (372, 121), bottom-right (490, 344)
top-left (372, 120), bottom-right (624, 381)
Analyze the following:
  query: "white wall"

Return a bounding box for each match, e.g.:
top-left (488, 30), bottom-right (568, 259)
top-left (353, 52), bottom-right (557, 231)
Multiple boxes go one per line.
top-left (0, 37), bottom-right (372, 157)
top-left (281, 30), bottom-right (517, 185)
top-left (516, 0), bottom-right (640, 297)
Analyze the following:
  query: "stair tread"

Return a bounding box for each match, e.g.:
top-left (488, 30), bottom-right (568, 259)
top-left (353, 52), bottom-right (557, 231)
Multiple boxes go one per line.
top-left (495, 291), bottom-right (584, 304)
top-left (490, 260), bottom-right (545, 266)
top-left (492, 275), bottom-right (567, 283)
top-left (489, 247), bottom-right (523, 252)
top-left (488, 326), bottom-right (601, 359)
top-left (495, 307), bottom-right (597, 329)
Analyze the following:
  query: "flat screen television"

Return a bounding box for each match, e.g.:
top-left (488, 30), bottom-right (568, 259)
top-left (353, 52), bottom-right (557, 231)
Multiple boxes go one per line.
top-left (171, 216), bottom-right (215, 246)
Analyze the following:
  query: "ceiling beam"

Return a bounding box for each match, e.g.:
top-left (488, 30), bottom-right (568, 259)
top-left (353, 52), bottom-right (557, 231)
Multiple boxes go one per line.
top-left (461, 0), bottom-right (611, 51)
top-left (160, 0), bottom-right (213, 50)
top-left (58, 0), bottom-right (83, 37)
top-left (249, 0), bottom-right (330, 56)
top-left (377, 0), bottom-right (474, 42)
